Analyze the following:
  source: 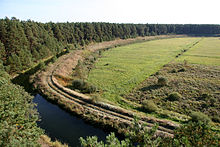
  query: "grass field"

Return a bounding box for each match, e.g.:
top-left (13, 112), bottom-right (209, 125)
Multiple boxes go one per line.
top-left (87, 37), bottom-right (201, 105)
top-left (176, 37), bottom-right (220, 66)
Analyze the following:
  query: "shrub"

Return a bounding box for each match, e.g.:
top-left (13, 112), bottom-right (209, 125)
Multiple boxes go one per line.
top-left (80, 117), bottom-right (219, 147)
top-left (0, 77), bottom-right (9, 87)
top-left (200, 92), bottom-right (211, 100)
top-left (157, 77), bottom-right (168, 86)
top-left (51, 56), bottom-right (57, 63)
top-left (142, 100), bottom-right (158, 113)
top-left (178, 67), bottom-right (186, 72)
top-left (72, 79), bottom-right (86, 90)
top-left (162, 121), bottom-right (219, 146)
top-left (155, 71), bottom-right (160, 75)
top-left (87, 55), bottom-right (96, 63)
top-left (66, 48), bottom-right (70, 53)
top-left (38, 61), bottom-right (45, 70)
top-left (190, 111), bottom-right (211, 124)
top-left (71, 79), bottom-right (97, 93)
top-left (0, 77), bottom-right (43, 146)
top-left (171, 68), bottom-right (177, 73)
top-left (66, 44), bottom-right (75, 50)
top-left (209, 97), bottom-right (217, 106)
top-left (83, 85), bottom-right (97, 94)
top-left (167, 92), bottom-right (182, 101)
top-left (212, 116), bottom-right (220, 123)
top-left (80, 132), bottom-right (131, 147)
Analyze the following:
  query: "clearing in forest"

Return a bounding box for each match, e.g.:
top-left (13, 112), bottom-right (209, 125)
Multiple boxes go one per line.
top-left (87, 37), bottom-right (201, 105)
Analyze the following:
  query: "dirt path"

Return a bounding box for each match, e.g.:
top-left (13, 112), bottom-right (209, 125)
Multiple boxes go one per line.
top-left (34, 35), bottom-right (182, 137)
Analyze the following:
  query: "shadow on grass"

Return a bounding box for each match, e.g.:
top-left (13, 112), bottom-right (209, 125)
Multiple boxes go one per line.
top-left (140, 85), bottom-right (162, 91)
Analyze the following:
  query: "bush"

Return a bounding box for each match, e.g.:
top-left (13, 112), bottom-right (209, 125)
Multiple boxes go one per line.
top-left (72, 79), bottom-right (86, 90)
top-left (178, 67), bottom-right (186, 72)
top-left (0, 77), bottom-right (43, 146)
top-left (171, 68), bottom-right (177, 73)
top-left (200, 92), bottom-right (211, 100)
top-left (80, 117), bottom-right (219, 147)
top-left (190, 111), bottom-right (211, 125)
top-left (38, 61), bottom-right (45, 70)
top-left (167, 92), bottom-right (182, 101)
top-left (51, 56), bottom-right (57, 63)
top-left (209, 97), bottom-right (217, 106)
top-left (83, 84), bottom-right (97, 94)
top-left (71, 79), bottom-right (97, 93)
top-left (162, 121), bottom-right (219, 146)
top-left (212, 116), bottom-right (220, 123)
top-left (142, 100), bottom-right (158, 113)
top-left (157, 77), bottom-right (168, 86)
top-left (155, 71), bottom-right (160, 75)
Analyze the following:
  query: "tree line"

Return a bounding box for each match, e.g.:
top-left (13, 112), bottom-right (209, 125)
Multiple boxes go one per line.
top-left (1, 17), bottom-right (220, 74)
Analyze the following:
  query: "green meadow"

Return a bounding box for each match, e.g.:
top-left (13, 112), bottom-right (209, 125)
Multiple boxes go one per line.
top-left (87, 37), bottom-right (201, 104)
top-left (176, 37), bottom-right (220, 66)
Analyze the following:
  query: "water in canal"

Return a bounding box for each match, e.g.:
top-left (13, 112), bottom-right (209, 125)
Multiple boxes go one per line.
top-left (33, 94), bottom-right (108, 146)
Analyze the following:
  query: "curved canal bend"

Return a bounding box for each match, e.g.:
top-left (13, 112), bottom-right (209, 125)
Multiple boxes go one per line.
top-left (33, 94), bottom-right (108, 146)
top-left (13, 36), bottom-right (180, 146)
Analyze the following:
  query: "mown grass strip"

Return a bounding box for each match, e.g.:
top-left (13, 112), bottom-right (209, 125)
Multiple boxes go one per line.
top-left (176, 37), bottom-right (220, 66)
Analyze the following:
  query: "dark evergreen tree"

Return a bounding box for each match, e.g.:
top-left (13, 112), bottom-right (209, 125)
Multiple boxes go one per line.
top-left (0, 41), bottom-right (5, 60)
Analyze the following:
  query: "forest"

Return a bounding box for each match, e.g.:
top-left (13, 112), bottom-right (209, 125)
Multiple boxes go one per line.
top-left (1, 17), bottom-right (220, 75)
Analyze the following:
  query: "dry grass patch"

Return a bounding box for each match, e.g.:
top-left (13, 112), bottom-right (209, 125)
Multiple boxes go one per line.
top-left (39, 135), bottom-right (68, 147)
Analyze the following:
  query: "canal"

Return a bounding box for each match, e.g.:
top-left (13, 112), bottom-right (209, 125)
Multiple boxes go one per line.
top-left (33, 94), bottom-right (108, 146)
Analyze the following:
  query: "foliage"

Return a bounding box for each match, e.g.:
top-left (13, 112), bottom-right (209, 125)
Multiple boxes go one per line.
top-left (79, 117), bottom-right (160, 147)
top-left (38, 61), bottom-right (46, 70)
top-left (162, 121), bottom-right (219, 146)
top-left (0, 17), bottom-right (62, 74)
top-left (0, 77), bottom-right (43, 146)
top-left (190, 111), bottom-right (211, 125)
top-left (142, 100), bottom-right (158, 113)
top-left (80, 133), bottom-right (131, 147)
top-left (74, 60), bottom-right (87, 79)
top-left (0, 61), bottom-right (10, 81)
top-left (167, 92), bottom-right (182, 101)
top-left (157, 76), bottom-right (168, 86)
top-left (212, 116), bottom-right (220, 123)
top-left (51, 56), bottom-right (57, 63)
top-left (178, 67), bottom-right (186, 72)
top-left (126, 117), bottom-right (161, 147)
top-left (72, 79), bottom-right (85, 89)
top-left (80, 118), bottom-right (219, 147)
top-left (71, 79), bottom-right (97, 93)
